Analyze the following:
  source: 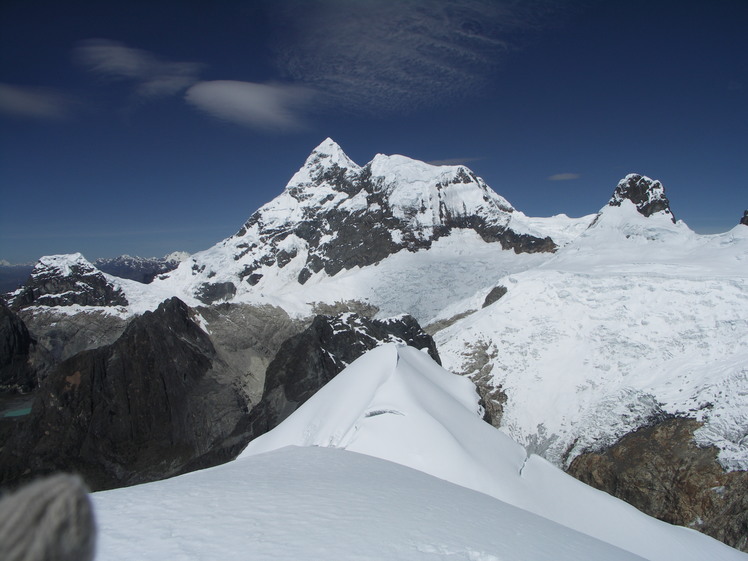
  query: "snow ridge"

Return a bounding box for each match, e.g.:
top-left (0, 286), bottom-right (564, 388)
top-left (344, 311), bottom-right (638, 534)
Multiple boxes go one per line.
top-left (241, 344), bottom-right (744, 561)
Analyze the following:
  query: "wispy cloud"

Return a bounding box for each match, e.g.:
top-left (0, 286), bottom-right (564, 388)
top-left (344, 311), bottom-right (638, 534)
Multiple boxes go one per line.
top-left (547, 173), bottom-right (581, 181)
top-left (427, 157), bottom-right (483, 166)
top-left (0, 83), bottom-right (73, 120)
top-left (185, 80), bottom-right (314, 131)
top-left (268, 0), bottom-right (559, 114)
top-left (73, 39), bottom-right (203, 98)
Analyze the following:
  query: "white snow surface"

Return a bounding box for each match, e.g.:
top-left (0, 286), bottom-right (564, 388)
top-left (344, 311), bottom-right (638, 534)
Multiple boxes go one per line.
top-left (94, 447), bottom-right (645, 561)
top-left (93, 344), bottom-right (745, 561)
top-left (436, 201), bottom-right (748, 470)
top-left (239, 344), bottom-right (744, 561)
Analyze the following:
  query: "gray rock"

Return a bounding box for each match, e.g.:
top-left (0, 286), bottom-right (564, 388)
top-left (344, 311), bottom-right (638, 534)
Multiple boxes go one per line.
top-left (482, 285), bottom-right (507, 308)
top-left (195, 281), bottom-right (237, 304)
top-left (195, 302), bottom-right (309, 405)
top-left (94, 255), bottom-right (182, 283)
top-left (18, 308), bottom-right (129, 381)
top-left (0, 298), bottom-right (249, 491)
top-left (0, 302), bottom-right (36, 393)
top-left (567, 417), bottom-right (748, 552)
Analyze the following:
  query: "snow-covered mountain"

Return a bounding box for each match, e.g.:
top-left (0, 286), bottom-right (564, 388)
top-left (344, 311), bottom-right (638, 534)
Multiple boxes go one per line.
top-left (93, 344), bottom-right (744, 561)
top-left (151, 138), bottom-right (579, 309)
top-left (4, 139), bottom-right (747, 552)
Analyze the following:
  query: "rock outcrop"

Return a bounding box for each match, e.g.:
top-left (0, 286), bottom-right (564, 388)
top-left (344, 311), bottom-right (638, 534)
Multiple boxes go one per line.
top-left (0, 298), bottom-right (249, 491)
top-left (740, 210), bottom-right (748, 226)
top-left (0, 302), bottom-right (36, 393)
top-left (567, 417), bottom-right (748, 552)
top-left (17, 308), bottom-right (129, 381)
top-left (482, 285), bottom-right (507, 308)
top-left (608, 173), bottom-right (675, 221)
top-left (247, 313), bottom-right (440, 438)
top-left (94, 254), bottom-right (183, 284)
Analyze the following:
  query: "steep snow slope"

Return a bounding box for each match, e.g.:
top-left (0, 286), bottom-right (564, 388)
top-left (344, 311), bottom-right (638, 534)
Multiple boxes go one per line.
top-left (94, 446), bottom-right (645, 561)
top-left (241, 344), bottom-right (744, 561)
top-left (435, 199), bottom-right (748, 470)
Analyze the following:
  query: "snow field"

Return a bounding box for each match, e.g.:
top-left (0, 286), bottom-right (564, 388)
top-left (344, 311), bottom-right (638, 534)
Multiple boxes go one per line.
top-left (94, 446), bottom-right (646, 561)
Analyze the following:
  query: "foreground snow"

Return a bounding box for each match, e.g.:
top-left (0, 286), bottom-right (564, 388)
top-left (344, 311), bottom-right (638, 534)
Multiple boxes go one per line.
top-left (95, 446), bottom-right (645, 561)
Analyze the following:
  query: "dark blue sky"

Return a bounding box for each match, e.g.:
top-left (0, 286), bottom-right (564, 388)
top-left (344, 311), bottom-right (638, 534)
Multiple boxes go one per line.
top-left (1, 0), bottom-right (746, 263)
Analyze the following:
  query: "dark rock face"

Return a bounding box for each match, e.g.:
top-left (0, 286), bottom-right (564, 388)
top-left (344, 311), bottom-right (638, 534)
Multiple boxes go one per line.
top-left (482, 285), bottom-right (508, 308)
top-left (8, 255), bottom-right (127, 310)
top-left (0, 302), bottom-right (36, 393)
top-left (247, 313), bottom-right (440, 438)
top-left (94, 255), bottom-right (182, 284)
top-left (0, 297), bottom-right (249, 491)
top-left (195, 281), bottom-right (237, 304)
top-left (740, 210), bottom-right (748, 226)
top-left (568, 417), bottom-right (748, 552)
top-left (608, 173), bottom-right (676, 222)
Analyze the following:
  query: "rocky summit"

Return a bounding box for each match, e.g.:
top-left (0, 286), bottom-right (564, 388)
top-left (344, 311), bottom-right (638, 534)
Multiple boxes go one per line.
top-left (608, 173), bottom-right (675, 221)
top-left (7, 253), bottom-right (127, 310)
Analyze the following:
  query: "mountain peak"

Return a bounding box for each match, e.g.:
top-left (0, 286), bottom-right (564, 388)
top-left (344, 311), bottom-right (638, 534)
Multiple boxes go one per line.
top-left (287, 138), bottom-right (360, 188)
top-left (740, 210), bottom-right (748, 226)
top-left (8, 253), bottom-right (128, 309)
top-left (608, 173), bottom-right (675, 222)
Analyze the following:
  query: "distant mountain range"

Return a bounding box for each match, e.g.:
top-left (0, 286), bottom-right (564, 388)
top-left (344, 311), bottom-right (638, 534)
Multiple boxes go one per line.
top-left (2, 139), bottom-right (747, 555)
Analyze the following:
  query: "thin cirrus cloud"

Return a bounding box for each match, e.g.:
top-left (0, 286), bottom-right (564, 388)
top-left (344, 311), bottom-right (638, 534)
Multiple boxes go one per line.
top-left (73, 39), bottom-right (203, 98)
top-left (185, 81), bottom-right (315, 131)
top-left (0, 83), bottom-right (73, 120)
top-left (547, 173), bottom-right (581, 181)
top-left (73, 40), bottom-right (312, 132)
top-left (268, 0), bottom-right (559, 115)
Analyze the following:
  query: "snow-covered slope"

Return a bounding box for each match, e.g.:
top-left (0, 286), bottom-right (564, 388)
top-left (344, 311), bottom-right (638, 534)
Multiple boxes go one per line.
top-left (93, 344), bottom-right (744, 561)
top-left (240, 344), bottom-right (743, 561)
top-left (94, 446), bottom-right (645, 561)
top-left (435, 195), bottom-right (748, 470)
